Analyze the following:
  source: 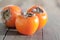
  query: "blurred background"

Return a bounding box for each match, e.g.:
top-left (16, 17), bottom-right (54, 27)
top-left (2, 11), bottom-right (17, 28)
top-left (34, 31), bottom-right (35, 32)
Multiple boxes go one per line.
top-left (0, 0), bottom-right (60, 40)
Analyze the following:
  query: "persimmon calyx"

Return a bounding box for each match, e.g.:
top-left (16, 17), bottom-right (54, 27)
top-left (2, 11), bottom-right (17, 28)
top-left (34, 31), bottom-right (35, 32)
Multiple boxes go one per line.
top-left (32, 7), bottom-right (43, 13)
top-left (2, 8), bottom-right (11, 22)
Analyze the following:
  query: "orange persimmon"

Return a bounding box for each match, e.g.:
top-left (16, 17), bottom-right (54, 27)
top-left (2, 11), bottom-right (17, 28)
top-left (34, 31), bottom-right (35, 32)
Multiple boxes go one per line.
top-left (27, 5), bottom-right (48, 30)
top-left (1, 5), bottom-right (22, 27)
top-left (15, 13), bottom-right (39, 35)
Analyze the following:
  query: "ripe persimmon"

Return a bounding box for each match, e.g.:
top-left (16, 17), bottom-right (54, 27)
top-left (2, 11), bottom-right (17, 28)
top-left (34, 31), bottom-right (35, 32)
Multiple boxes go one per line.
top-left (1, 5), bottom-right (22, 27)
top-left (15, 13), bottom-right (39, 35)
top-left (27, 5), bottom-right (48, 30)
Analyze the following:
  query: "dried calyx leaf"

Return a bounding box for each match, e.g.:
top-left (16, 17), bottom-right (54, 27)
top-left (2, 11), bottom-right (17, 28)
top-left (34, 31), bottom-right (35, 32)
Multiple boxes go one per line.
top-left (26, 13), bottom-right (35, 17)
top-left (2, 9), bottom-right (10, 21)
top-left (32, 7), bottom-right (43, 13)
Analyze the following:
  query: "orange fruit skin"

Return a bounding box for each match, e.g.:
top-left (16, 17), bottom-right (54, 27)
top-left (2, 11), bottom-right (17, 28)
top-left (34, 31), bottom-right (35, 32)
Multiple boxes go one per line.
top-left (27, 5), bottom-right (48, 30)
top-left (15, 15), bottom-right (39, 35)
top-left (2, 5), bottom-right (22, 27)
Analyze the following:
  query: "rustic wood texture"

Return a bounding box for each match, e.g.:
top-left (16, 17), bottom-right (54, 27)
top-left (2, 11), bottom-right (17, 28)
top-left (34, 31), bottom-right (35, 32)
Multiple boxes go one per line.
top-left (0, 18), bottom-right (7, 40)
top-left (4, 29), bottom-right (42, 40)
top-left (42, 0), bottom-right (60, 40)
top-left (0, 0), bottom-right (60, 40)
top-left (0, 23), bottom-right (7, 40)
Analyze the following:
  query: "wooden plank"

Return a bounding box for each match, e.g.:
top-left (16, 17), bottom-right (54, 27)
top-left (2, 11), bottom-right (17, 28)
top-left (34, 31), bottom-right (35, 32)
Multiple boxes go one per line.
top-left (4, 29), bottom-right (42, 40)
top-left (42, 0), bottom-right (60, 40)
top-left (0, 22), bottom-right (7, 40)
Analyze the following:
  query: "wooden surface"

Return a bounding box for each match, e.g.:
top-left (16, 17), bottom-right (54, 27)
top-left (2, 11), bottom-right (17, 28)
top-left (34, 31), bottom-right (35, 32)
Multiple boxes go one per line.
top-left (0, 0), bottom-right (60, 40)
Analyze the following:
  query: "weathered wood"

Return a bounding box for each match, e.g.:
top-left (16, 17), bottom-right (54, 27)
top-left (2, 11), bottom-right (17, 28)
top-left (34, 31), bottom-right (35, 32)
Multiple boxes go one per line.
top-left (0, 22), bottom-right (7, 40)
top-left (42, 0), bottom-right (60, 40)
top-left (4, 29), bottom-right (42, 40)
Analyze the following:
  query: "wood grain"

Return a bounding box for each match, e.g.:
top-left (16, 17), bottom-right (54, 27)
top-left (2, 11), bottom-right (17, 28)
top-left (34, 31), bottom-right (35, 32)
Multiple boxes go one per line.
top-left (4, 29), bottom-right (42, 40)
top-left (0, 22), bottom-right (7, 40)
top-left (42, 0), bottom-right (60, 40)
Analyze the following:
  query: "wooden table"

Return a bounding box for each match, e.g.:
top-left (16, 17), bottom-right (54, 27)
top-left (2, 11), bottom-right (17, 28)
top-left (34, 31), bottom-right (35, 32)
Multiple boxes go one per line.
top-left (0, 0), bottom-right (60, 40)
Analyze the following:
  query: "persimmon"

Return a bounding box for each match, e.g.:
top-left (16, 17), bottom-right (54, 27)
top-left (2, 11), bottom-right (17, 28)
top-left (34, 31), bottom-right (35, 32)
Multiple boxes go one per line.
top-left (15, 13), bottom-right (39, 35)
top-left (27, 5), bottom-right (48, 30)
top-left (1, 5), bottom-right (22, 27)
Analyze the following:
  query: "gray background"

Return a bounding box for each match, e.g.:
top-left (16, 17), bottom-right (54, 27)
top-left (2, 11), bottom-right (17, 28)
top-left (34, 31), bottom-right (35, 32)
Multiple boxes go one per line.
top-left (0, 0), bottom-right (60, 40)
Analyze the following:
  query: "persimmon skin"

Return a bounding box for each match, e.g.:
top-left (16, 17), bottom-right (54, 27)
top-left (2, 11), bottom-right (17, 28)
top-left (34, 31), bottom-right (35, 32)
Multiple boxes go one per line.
top-left (1, 5), bottom-right (22, 27)
top-left (27, 5), bottom-right (48, 30)
top-left (15, 15), bottom-right (39, 35)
